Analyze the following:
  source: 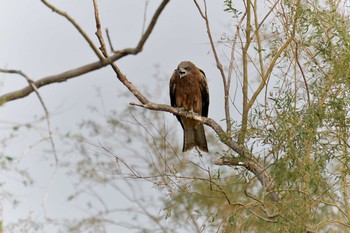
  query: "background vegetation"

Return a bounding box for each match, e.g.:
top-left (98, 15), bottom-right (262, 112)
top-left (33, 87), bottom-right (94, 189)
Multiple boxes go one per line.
top-left (1, 0), bottom-right (350, 232)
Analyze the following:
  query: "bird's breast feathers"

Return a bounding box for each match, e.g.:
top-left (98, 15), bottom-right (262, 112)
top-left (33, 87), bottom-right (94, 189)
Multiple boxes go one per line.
top-left (175, 75), bottom-right (202, 114)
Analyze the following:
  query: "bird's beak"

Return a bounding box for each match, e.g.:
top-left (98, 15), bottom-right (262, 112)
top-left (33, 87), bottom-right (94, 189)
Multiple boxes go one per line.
top-left (178, 68), bottom-right (186, 78)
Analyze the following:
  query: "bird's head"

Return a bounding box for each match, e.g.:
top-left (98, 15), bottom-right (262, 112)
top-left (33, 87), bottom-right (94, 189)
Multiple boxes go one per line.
top-left (177, 61), bottom-right (196, 78)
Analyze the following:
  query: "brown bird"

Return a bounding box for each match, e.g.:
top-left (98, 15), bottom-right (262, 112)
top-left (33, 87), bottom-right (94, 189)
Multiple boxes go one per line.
top-left (169, 61), bottom-right (209, 152)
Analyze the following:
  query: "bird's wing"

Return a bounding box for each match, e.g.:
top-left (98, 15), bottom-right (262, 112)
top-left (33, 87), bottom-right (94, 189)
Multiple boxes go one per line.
top-left (199, 69), bottom-right (209, 117)
top-left (169, 70), bottom-right (177, 108)
top-left (169, 70), bottom-right (184, 128)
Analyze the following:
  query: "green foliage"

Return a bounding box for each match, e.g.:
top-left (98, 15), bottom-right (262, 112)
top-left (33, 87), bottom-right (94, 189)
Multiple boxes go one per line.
top-left (242, 1), bottom-right (350, 232)
top-left (223, 0), bottom-right (241, 18)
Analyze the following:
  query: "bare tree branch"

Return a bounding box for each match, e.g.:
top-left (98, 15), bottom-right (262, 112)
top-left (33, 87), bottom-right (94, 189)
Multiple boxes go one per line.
top-left (0, 56), bottom-right (116, 105)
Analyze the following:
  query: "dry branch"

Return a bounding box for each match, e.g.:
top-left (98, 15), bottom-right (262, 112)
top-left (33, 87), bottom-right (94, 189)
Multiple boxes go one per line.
top-left (0, 54), bottom-right (119, 105)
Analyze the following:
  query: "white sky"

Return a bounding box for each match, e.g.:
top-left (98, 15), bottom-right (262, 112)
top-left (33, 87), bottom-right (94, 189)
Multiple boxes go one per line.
top-left (0, 0), bottom-right (241, 232)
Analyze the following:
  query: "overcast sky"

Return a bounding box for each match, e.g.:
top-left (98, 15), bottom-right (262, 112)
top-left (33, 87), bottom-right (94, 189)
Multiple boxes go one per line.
top-left (0, 1), bottom-right (241, 232)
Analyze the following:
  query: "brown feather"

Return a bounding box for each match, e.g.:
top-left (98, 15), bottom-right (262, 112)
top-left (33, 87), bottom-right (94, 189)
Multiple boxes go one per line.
top-left (183, 127), bottom-right (196, 152)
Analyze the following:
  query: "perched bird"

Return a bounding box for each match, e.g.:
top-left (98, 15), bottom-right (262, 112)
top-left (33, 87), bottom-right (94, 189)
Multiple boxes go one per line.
top-left (169, 61), bottom-right (209, 152)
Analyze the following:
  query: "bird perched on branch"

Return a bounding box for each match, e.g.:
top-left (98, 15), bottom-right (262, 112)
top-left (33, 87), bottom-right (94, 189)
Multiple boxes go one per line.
top-left (169, 61), bottom-right (209, 152)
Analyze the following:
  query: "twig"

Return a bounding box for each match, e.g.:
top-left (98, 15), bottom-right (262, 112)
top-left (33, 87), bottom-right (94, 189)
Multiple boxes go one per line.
top-left (105, 28), bottom-right (115, 52)
top-left (141, 0), bottom-right (150, 35)
top-left (227, 11), bottom-right (247, 117)
top-left (93, 0), bottom-right (148, 103)
top-left (294, 40), bottom-right (311, 106)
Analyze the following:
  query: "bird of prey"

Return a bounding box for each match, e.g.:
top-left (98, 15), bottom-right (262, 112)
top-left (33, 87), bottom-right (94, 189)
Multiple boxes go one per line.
top-left (169, 61), bottom-right (209, 152)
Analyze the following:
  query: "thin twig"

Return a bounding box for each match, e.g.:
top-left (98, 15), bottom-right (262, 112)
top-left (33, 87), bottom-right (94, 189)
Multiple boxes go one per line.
top-left (141, 0), bottom-right (150, 35)
top-left (227, 11), bottom-right (247, 125)
top-left (105, 28), bottom-right (115, 52)
top-left (294, 40), bottom-right (311, 106)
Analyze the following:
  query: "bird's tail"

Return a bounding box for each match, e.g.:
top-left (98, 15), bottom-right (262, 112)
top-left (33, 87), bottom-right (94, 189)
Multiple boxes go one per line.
top-left (183, 124), bottom-right (208, 152)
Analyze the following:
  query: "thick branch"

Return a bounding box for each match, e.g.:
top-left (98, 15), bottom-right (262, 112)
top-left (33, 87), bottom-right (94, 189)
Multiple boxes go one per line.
top-left (212, 155), bottom-right (279, 201)
top-left (0, 52), bottom-right (123, 105)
